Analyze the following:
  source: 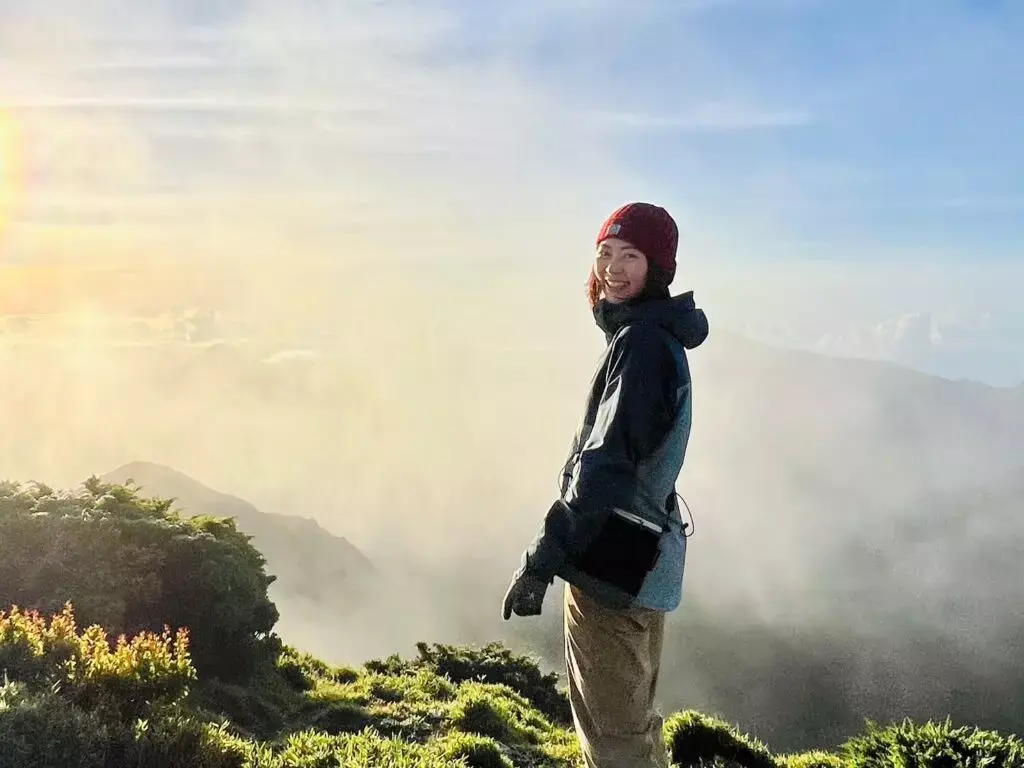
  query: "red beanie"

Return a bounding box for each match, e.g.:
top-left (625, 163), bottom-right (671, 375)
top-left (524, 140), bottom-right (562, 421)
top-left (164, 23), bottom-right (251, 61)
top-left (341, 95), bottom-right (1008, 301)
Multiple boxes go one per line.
top-left (595, 202), bottom-right (678, 285)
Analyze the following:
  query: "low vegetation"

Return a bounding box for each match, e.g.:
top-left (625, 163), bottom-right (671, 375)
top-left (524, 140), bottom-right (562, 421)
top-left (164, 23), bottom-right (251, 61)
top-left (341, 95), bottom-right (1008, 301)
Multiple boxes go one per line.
top-left (0, 478), bottom-right (1020, 767)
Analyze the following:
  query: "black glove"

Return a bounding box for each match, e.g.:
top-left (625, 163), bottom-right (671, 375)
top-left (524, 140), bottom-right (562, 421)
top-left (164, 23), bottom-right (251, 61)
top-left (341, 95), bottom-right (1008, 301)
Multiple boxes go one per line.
top-left (502, 562), bottom-right (551, 620)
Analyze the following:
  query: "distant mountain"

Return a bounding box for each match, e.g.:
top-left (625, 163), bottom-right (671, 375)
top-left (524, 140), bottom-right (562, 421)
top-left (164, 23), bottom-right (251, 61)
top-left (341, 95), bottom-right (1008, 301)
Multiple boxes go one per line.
top-left (101, 461), bottom-right (374, 612)
top-left (740, 309), bottom-right (1024, 386)
top-left (98, 461), bottom-right (493, 668)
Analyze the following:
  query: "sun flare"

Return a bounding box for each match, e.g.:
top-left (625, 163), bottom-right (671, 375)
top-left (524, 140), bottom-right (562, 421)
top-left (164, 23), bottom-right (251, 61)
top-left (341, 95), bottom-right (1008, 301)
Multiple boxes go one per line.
top-left (0, 110), bottom-right (20, 243)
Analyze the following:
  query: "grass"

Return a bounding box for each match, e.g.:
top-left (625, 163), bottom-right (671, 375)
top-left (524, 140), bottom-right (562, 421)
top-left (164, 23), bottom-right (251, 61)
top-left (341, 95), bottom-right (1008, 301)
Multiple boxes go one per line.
top-left (1, 606), bottom-right (1023, 767)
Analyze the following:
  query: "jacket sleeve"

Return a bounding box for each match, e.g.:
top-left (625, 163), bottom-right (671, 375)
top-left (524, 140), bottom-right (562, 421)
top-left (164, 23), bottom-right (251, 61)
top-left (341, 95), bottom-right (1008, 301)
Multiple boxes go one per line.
top-left (521, 324), bottom-right (679, 581)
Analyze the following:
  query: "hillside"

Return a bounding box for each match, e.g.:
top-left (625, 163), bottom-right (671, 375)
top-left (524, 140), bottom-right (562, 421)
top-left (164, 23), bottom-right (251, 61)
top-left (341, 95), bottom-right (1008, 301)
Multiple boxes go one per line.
top-left (48, 457), bottom-right (1024, 754)
top-left (101, 461), bottom-right (375, 607)
top-left (1, 478), bottom-right (1021, 768)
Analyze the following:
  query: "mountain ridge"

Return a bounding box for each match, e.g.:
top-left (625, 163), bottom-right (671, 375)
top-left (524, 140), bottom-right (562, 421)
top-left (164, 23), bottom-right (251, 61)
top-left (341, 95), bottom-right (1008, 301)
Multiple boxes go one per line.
top-left (100, 460), bottom-right (375, 606)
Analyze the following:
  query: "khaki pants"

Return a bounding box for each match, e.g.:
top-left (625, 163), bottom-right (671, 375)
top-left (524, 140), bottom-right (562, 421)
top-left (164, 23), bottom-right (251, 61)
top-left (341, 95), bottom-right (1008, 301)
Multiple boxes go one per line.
top-left (563, 583), bottom-right (671, 768)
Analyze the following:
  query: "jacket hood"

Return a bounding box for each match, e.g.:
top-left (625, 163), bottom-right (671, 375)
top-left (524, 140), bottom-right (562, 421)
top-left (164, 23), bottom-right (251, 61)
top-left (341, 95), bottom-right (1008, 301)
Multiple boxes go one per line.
top-left (593, 290), bottom-right (709, 349)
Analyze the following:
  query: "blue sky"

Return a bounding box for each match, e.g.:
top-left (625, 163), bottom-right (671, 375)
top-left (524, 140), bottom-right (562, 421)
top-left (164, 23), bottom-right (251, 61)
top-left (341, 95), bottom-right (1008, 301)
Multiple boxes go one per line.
top-left (466, 0), bottom-right (1024, 261)
top-left (4, 0), bottom-right (1022, 259)
top-left (1, 0), bottom-right (1023, 381)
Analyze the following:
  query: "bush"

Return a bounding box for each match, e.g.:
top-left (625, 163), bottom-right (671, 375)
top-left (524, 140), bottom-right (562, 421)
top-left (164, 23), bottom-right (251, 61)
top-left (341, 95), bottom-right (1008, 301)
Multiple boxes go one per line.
top-left (365, 641), bottom-right (572, 726)
top-left (665, 710), bottom-right (778, 768)
top-left (0, 683), bottom-right (110, 768)
top-left (431, 732), bottom-right (512, 768)
top-left (117, 714), bottom-right (249, 768)
top-left (0, 683), bottom-right (248, 768)
top-left (779, 750), bottom-right (847, 768)
top-left (449, 681), bottom-right (552, 748)
top-left (301, 700), bottom-right (374, 735)
top-left (254, 728), bottom-right (459, 768)
top-left (0, 603), bottom-right (195, 720)
top-left (841, 718), bottom-right (1024, 768)
top-left (450, 687), bottom-right (518, 744)
top-left (0, 479), bottom-right (280, 682)
top-left (189, 678), bottom-right (288, 739)
top-left (275, 646), bottom-right (331, 692)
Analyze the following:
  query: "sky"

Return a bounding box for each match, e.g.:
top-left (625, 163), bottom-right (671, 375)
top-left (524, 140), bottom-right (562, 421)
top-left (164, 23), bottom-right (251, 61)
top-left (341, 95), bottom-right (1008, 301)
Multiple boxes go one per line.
top-left (1, 0), bottom-right (1023, 382)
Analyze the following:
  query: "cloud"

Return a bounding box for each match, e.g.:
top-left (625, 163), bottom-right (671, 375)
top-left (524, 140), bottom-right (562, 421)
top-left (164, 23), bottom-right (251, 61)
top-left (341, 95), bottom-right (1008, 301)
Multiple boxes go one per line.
top-left (2, 0), bottom-right (1022, 388)
top-left (71, 56), bottom-right (225, 72)
top-left (593, 102), bottom-right (814, 132)
top-left (674, 0), bottom-right (832, 9)
top-left (915, 196), bottom-right (1024, 211)
top-left (0, 0), bottom-right (636, 275)
top-left (7, 97), bottom-right (340, 113)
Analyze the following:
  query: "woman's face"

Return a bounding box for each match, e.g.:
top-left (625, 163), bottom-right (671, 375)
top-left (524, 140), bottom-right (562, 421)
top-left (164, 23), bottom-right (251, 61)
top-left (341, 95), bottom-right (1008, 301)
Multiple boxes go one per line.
top-left (595, 237), bottom-right (649, 303)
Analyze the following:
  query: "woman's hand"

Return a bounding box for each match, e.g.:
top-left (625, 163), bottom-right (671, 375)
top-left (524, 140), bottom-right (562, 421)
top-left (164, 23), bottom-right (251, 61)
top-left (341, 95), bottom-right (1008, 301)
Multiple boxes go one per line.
top-left (502, 566), bottom-right (550, 620)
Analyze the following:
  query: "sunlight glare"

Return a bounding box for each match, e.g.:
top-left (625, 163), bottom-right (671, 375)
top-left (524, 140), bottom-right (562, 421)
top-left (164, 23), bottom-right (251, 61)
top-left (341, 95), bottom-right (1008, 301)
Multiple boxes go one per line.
top-left (0, 109), bottom-right (21, 246)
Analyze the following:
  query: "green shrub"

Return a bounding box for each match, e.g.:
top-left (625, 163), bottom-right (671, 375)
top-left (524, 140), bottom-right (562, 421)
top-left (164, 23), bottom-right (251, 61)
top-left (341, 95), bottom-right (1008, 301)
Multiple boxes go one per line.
top-left (841, 718), bottom-right (1024, 768)
top-left (779, 750), bottom-right (847, 768)
top-left (0, 686), bottom-right (248, 768)
top-left (665, 710), bottom-right (778, 768)
top-left (412, 667), bottom-right (458, 702)
top-left (0, 684), bottom-right (110, 768)
top-left (364, 641), bottom-right (572, 726)
top-left (363, 651), bottom-right (413, 676)
top-left (118, 714), bottom-right (249, 768)
top-left (0, 479), bottom-right (280, 682)
top-left (274, 645), bottom-right (356, 692)
top-left (301, 699), bottom-right (374, 735)
top-left (332, 666), bottom-right (361, 684)
top-left (255, 728), bottom-right (461, 768)
top-left (367, 701), bottom-right (448, 744)
top-left (189, 678), bottom-right (288, 739)
top-left (275, 649), bottom-right (314, 691)
top-left (450, 689), bottom-right (517, 743)
top-left (0, 607), bottom-right (249, 768)
top-left (0, 603), bottom-right (196, 720)
top-left (431, 731), bottom-right (512, 768)
top-left (449, 682), bottom-right (548, 746)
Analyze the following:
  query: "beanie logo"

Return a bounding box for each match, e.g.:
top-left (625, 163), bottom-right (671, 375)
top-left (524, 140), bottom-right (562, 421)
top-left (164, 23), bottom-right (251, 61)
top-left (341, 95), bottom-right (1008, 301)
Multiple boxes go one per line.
top-left (607, 223), bottom-right (621, 236)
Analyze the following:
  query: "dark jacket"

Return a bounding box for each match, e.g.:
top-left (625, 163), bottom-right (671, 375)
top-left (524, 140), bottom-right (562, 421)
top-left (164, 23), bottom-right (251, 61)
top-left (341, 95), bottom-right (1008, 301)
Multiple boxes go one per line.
top-left (521, 290), bottom-right (709, 610)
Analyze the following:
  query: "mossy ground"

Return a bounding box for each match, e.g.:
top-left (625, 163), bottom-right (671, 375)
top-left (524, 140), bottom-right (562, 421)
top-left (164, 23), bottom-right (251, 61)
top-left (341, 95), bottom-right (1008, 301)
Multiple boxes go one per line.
top-left (4, 609), bottom-right (1021, 767)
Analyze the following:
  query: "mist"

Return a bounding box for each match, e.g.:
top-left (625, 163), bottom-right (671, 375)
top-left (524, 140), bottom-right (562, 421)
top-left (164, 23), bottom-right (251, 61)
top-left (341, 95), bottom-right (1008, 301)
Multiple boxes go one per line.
top-left (3, 0), bottom-right (1024, 756)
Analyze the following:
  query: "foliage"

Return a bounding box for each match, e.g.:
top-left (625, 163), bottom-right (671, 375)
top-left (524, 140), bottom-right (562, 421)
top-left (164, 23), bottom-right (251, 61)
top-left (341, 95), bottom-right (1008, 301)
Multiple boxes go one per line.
top-left (2, 478), bottom-right (1024, 767)
top-left (364, 641), bottom-right (573, 726)
top-left (0, 478), bottom-right (279, 681)
top-left (778, 750), bottom-right (847, 768)
top-left (0, 606), bottom-right (247, 768)
top-left (665, 709), bottom-right (779, 768)
top-left (3, 609), bottom-right (1024, 768)
top-left (0, 603), bottom-right (195, 719)
top-left (430, 732), bottom-right (513, 768)
top-left (840, 718), bottom-right (1024, 768)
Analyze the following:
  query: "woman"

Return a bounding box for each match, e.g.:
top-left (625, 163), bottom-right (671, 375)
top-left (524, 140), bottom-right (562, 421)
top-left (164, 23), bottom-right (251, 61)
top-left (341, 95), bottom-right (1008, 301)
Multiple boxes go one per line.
top-left (502, 202), bottom-right (709, 767)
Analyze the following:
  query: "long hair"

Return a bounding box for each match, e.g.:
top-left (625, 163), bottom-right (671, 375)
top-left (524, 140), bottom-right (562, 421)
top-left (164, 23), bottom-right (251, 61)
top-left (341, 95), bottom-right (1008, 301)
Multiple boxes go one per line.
top-left (586, 262), bottom-right (669, 310)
